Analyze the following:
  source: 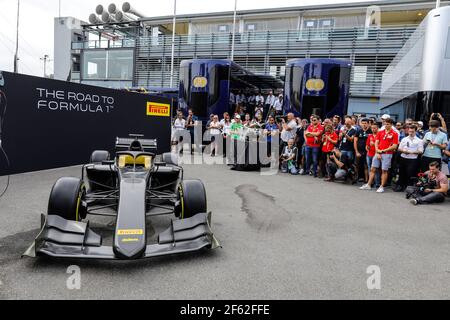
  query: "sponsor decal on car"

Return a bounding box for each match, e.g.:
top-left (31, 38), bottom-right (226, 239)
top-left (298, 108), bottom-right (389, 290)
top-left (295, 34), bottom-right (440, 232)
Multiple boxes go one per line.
top-left (121, 238), bottom-right (140, 243)
top-left (117, 229), bottom-right (144, 236)
top-left (147, 102), bottom-right (170, 117)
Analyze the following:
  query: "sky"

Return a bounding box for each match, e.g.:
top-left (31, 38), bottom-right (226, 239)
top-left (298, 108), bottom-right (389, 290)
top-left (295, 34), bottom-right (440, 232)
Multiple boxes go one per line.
top-left (0, 0), bottom-right (374, 76)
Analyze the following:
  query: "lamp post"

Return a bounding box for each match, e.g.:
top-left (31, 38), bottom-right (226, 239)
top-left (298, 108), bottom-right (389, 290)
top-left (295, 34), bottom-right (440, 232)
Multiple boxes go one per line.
top-left (13, 0), bottom-right (20, 73)
top-left (230, 0), bottom-right (238, 61)
top-left (40, 55), bottom-right (52, 78)
top-left (169, 0), bottom-right (177, 88)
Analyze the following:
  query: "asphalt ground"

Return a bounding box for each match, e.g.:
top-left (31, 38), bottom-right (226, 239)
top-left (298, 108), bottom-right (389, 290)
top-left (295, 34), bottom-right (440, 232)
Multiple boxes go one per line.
top-left (0, 160), bottom-right (450, 300)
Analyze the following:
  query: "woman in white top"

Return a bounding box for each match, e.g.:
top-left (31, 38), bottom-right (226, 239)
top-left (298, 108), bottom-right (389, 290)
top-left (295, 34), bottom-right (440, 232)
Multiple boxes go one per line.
top-left (209, 115), bottom-right (221, 157)
top-left (172, 112), bottom-right (186, 151)
top-left (220, 113), bottom-right (232, 158)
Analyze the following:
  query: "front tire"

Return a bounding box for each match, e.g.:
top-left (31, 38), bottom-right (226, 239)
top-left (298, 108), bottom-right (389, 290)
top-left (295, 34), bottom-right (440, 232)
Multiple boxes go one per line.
top-left (175, 180), bottom-right (207, 219)
top-left (48, 177), bottom-right (87, 221)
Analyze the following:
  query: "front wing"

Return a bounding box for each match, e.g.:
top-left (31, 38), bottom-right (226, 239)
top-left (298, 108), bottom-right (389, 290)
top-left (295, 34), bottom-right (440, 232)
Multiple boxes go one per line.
top-left (23, 213), bottom-right (220, 260)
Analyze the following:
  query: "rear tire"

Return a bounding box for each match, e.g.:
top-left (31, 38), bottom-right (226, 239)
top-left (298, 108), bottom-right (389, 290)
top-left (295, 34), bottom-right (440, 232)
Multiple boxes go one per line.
top-left (175, 180), bottom-right (207, 219)
top-left (48, 177), bottom-right (87, 221)
top-left (90, 150), bottom-right (110, 164)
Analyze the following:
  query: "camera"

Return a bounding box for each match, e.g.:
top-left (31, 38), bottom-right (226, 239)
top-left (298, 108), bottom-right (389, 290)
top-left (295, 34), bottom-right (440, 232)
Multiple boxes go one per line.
top-left (431, 113), bottom-right (441, 121)
top-left (275, 116), bottom-right (288, 123)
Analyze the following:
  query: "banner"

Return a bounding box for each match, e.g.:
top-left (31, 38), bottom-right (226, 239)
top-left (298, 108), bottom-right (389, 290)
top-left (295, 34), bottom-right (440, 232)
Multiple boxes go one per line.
top-left (0, 71), bottom-right (172, 175)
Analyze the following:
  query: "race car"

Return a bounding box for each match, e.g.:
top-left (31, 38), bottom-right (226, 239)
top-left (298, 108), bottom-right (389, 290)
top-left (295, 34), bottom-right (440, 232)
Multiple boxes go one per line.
top-left (24, 135), bottom-right (220, 260)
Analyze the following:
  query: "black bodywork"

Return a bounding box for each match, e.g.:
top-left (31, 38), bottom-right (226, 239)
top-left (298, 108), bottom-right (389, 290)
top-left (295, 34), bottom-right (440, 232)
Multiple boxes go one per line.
top-left (24, 137), bottom-right (220, 260)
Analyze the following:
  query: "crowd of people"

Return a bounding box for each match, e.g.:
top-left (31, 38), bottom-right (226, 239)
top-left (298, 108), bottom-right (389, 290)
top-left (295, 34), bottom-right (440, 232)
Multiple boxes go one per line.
top-left (172, 101), bottom-right (450, 206)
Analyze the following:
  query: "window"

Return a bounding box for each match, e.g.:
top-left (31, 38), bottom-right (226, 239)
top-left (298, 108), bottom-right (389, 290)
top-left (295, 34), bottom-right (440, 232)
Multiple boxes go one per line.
top-left (82, 50), bottom-right (133, 80)
top-left (303, 20), bottom-right (316, 29)
top-left (269, 66), bottom-right (278, 77)
top-left (82, 51), bottom-right (107, 79)
top-left (353, 66), bottom-right (368, 83)
top-left (218, 25), bottom-right (229, 32)
top-left (208, 65), bottom-right (230, 110)
top-left (246, 24), bottom-right (256, 32)
top-left (290, 66), bottom-right (304, 114)
top-left (108, 50), bottom-right (133, 80)
top-left (319, 19), bottom-right (334, 28)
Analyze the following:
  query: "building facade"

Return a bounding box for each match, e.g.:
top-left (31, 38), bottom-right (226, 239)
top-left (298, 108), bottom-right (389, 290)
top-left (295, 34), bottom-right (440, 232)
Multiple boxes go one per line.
top-left (58, 0), bottom-right (448, 114)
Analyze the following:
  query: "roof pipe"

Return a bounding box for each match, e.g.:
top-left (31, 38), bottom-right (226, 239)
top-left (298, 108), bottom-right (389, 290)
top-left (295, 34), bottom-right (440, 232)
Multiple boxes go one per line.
top-left (122, 2), bottom-right (145, 18)
top-left (95, 4), bottom-right (104, 15)
top-left (89, 13), bottom-right (102, 24)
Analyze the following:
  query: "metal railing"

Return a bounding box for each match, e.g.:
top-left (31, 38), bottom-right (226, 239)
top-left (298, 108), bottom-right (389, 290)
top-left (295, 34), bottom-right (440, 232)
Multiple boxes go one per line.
top-left (73, 25), bottom-right (418, 97)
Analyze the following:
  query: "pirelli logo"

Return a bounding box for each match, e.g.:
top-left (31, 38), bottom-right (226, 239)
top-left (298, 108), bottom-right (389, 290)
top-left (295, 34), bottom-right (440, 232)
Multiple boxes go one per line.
top-left (147, 102), bottom-right (171, 117)
top-left (117, 229), bottom-right (144, 236)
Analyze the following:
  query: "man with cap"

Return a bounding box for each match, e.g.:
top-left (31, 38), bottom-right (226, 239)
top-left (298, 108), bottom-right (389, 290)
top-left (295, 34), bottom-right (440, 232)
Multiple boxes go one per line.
top-left (380, 114), bottom-right (400, 134)
top-left (230, 114), bottom-right (244, 141)
top-left (417, 121), bottom-right (425, 139)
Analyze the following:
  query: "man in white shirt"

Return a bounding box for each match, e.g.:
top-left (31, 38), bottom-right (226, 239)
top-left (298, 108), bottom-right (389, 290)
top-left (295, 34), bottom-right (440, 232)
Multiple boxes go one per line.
top-left (172, 112), bottom-right (187, 151)
top-left (265, 91), bottom-right (276, 108)
top-left (396, 125), bottom-right (424, 191)
top-left (273, 94), bottom-right (284, 116)
top-left (255, 92), bottom-right (264, 106)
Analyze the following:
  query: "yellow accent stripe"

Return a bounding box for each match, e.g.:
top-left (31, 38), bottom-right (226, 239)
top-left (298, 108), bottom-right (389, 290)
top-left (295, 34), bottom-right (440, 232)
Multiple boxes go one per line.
top-left (179, 185), bottom-right (185, 220)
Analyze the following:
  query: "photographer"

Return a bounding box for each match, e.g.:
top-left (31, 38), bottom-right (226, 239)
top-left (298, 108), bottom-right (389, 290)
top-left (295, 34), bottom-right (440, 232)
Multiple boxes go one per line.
top-left (280, 139), bottom-right (299, 175)
top-left (429, 113), bottom-right (447, 134)
top-left (339, 116), bottom-right (357, 164)
top-left (325, 148), bottom-right (354, 182)
top-left (280, 113), bottom-right (297, 155)
top-left (409, 162), bottom-right (448, 205)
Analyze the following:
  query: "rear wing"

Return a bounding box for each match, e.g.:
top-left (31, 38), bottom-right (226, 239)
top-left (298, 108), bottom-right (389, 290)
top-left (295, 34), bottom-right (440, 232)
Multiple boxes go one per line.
top-left (116, 134), bottom-right (158, 154)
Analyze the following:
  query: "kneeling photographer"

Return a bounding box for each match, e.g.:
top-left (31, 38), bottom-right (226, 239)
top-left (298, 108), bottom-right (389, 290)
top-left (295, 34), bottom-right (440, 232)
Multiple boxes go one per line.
top-left (325, 148), bottom-right (356, 183)
top-left (407, 162), bottom-right (449, 205)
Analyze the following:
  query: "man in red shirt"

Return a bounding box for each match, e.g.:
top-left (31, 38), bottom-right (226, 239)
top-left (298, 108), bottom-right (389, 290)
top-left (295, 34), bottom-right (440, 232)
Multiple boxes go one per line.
top-left (321, 124), bottom-right (338, 180)
top-left (302, 115), bottom-right (324, 177)
top-left (360, 118), bottom-right (399, 193)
